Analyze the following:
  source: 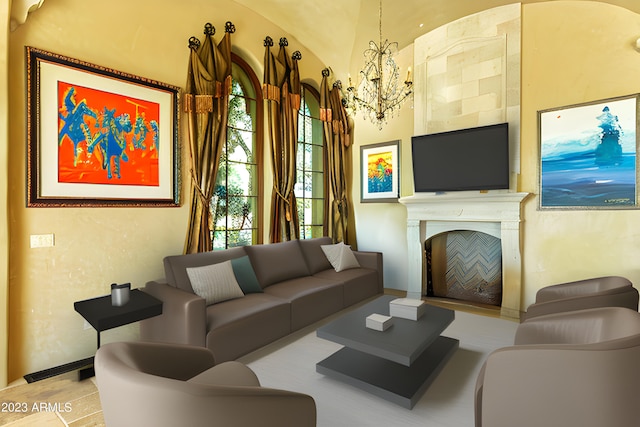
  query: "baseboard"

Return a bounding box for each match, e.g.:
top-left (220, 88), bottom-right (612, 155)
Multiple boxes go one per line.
top-left (23, 357), bottom-right (94, 383)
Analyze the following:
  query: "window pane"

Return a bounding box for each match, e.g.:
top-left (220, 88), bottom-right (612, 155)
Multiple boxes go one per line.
top-left (236, 229), bottom-right (254, 247)
top-left (297, 197), bottom-right (310, 224)
top-left (309, 225), bottom-right (324, 239)
top-left (296, 144), bottom-right (305, 171)
top-left (227, 229), bottom-right (252, 248)
top-left (213, 230), bottom-right (227, 250)
top-left (311, 198), bottom-right (324, 227)
top-left (228, 94), bottom-right (253, 132)
top-left (294, 170), bottom-right (304, 199)
top-left (309, 144), bottom-right (323, 172)
top-left (244, 98), bottom-right (258, 132)
top-left (300, 225), bottom-right (312, 240)
top-left (296, 85), bottom-right (325, 240)
top-left (227, 129), bottom-right (255, 163)
top-left (212, 58), bottom-right (260, 250)
top-left (311, 171), bottom-right (323, 197)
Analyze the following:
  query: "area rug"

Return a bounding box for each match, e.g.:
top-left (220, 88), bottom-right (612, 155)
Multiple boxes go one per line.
top-left (238, 309), bottom-right (518, 427)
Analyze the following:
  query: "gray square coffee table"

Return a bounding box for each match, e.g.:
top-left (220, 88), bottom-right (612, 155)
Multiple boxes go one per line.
top-left (316, 295), bottom-right (458, 409)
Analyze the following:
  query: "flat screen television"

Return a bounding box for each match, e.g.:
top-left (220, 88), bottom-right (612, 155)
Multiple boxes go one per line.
top-left (411, 123), bottom-right (510, 192)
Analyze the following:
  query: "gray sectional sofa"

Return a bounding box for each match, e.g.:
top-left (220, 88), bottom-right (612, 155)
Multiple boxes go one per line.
top-left (140, 237), bottom-right (383, 363)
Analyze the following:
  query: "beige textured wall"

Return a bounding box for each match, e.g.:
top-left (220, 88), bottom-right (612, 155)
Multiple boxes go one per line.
top-left (519, 1), bottom-right (640, 304)
top-left (353, 2), bottom-right (640, 306)
top-left (1, 1), bottom-right (10, 388)
top-left (351, 43), bottom-right (413, 292)
top-left (6, 0), bottom-right (325, 381)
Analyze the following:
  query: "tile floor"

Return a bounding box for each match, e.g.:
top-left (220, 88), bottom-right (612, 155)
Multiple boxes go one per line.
top-left (0, 371), bottom-right (104, 426)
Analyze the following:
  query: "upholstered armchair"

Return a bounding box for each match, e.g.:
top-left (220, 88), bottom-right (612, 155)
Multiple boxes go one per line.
top-left (523, 275), bottom-right (638, 320)
top-left (94, 341), bottom-right (316, 427)
top-left (475, 307), bottom-right (640, 427)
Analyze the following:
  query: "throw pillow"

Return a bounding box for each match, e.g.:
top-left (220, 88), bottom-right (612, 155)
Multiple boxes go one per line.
top-left (230, 256), bottom-right (263, 294)
top-left (186, 260), bottom-right (244, 305)
top-left (321, 242), bottom-right (360, 272)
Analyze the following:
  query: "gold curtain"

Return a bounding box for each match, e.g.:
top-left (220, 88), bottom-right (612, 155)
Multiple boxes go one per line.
top-left (320, 69), bottom-right (356, 247)
top-left (263, 37), bottom-right (301, 243)
top-left (183, 22), bottom-right (234, 253)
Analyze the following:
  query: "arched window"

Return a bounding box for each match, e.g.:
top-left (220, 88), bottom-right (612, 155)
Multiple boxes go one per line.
top-left (212, 54), bottom-right (263, 249)
top-left (296, 84), bottom-right (326, 239)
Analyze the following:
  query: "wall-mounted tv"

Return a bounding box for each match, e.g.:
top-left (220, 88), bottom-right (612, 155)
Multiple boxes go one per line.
top-left (411, 123), bottom-right (510, 193)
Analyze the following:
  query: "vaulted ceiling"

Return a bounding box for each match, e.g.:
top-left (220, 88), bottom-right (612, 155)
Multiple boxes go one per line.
top-left (233, 0), bottom-right (640, 73)
top-left (10, 0), bottom-right (640, 73)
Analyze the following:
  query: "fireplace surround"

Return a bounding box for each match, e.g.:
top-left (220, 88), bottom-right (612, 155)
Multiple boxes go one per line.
top-left (399, 192), bottom-right (529, 318)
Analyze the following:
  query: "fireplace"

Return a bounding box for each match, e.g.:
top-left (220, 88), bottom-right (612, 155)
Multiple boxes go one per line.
top-left (399, 192), bottom-right (529, 318)
top-left (426, 229), bottom-right (503, 306)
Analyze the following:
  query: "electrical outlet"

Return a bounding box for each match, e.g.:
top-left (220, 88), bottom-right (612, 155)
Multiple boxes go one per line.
top-left (30, 234), bottom-right (55, 248)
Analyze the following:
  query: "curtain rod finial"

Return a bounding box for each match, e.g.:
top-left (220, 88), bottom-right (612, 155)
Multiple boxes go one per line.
top-left (188, 36), bottom-right (200, 50)
top-left (203, 23), bottom-right (215, 36)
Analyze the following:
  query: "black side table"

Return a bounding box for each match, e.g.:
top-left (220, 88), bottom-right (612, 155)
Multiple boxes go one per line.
top-left (75, 288), bottom-right (163, 348)
top-left (73, 289), bottom-right (162, 380)
top-left (24, 289), bottom-right (163, 383)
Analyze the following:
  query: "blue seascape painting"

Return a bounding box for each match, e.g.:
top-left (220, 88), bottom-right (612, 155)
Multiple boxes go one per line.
top-left (540, 96), bottom-right (637, 208)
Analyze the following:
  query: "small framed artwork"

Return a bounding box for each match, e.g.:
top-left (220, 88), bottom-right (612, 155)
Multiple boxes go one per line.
top-left (539, 94), bottom-right (639, 210)
top-left (360, 140), bottom-right (400, 202)
top-left (26, 47), bottom-right (180, 207)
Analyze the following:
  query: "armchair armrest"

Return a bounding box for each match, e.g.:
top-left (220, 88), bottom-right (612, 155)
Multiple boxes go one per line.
top-left (535, 276), bottom-right (632, 303)
top-left (517, 307), bottom-right (640, 346)
top-left (353, 250), bottom-right (383, 292)
top-left (524, 277), bottom-right (638, 320)
top-left (480, 344), bottom-right (640, 427)
top-left (96, 341), bottom-right (216, 382)
top-left (140, 281), bottom-right (206, 347)
top-left (516, 309), bottom-right (607, 345)
top-left (183, 385), bottom-right (317, 427)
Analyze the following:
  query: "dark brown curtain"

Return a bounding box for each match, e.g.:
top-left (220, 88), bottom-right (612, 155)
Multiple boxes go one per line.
top-left (263, 37), bottom-right (301, 243)
top-left (320, 69), bottom-right (356, 247)
top-left (183, 22), bottom-right (235, 253)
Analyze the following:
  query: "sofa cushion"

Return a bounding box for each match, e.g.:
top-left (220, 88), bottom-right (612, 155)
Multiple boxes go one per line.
top-left (164, 247), bottom-right (247, 293)
top-left (299, 237), bottom-right (333, 274)
top-left (263, 276), bottom-right (344, 330)
top-left (186, 261), bottom-right (244, 305)
top-left (205, 293), bottom-right (291, 362)
top-left (314, 267), bottom-right (380, 307)
top-left (230, 256), bottom-right (263, 294)
top-left (245, 240), bottom-right (310, 288)
top-left (321, 242), bottom-right (361, 272)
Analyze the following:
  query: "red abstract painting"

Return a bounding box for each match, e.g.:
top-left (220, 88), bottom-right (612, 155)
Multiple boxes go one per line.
top-left (57, 81), bottom-right (160, 186)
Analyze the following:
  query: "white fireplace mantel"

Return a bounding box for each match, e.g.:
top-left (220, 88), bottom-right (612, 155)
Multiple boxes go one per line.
top-left (399, 192), bottom-right (529, 318)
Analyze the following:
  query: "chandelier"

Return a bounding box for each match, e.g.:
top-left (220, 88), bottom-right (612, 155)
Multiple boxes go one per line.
top-left (342, 0), bottom-right (413, 129)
